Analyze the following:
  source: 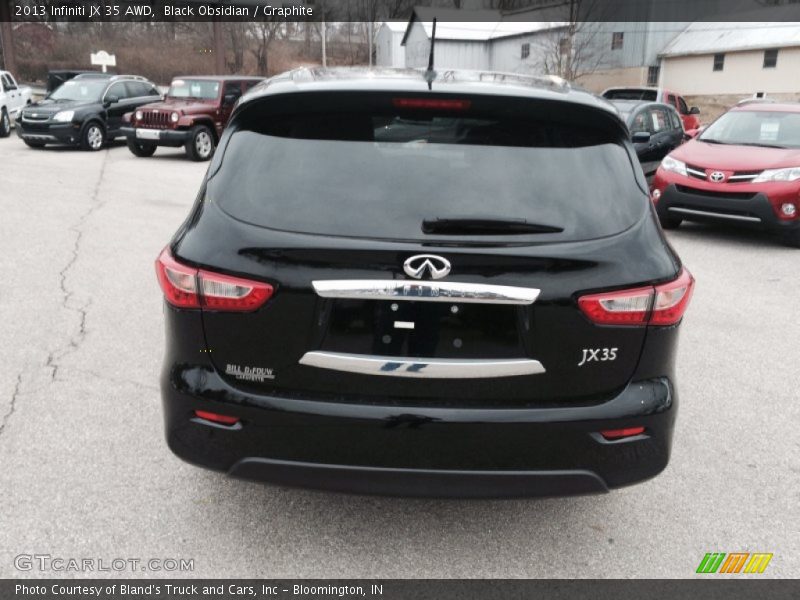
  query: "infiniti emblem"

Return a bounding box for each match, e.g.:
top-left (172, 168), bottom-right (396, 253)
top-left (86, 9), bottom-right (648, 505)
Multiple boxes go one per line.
top-left (709, 171), bottom-right (725, 183)
top-left (403, 254), bottom-right (451, 280)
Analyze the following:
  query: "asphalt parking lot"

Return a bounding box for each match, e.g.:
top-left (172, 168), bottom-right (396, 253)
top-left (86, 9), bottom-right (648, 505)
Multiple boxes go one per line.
top-left (0, 136), bottom-right (798, 579)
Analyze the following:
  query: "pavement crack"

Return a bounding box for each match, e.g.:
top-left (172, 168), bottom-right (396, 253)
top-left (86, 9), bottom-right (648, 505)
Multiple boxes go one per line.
top-left (0, 373), bottom-right (23, 440)
top-left (47, 149), bottom-right (111, 381)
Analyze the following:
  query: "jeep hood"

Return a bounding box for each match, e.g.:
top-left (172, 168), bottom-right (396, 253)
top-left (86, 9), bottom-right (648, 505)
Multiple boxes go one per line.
top-left (140, 99), bottom-right (217, 114)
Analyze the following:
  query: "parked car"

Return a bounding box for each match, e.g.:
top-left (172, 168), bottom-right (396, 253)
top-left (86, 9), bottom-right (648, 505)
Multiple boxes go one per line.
top-left (156, 67), bottom-right (694, 498)
top-left (46, 69), bottom-right (101, 93)
top-left (651, 102), bottom-right (800, 247)
top-left (15, 73), bottom-right (160, 150)
top-left (602, 87), bottom-right (701, 131)
top-left (0, 70), bottom-right (33, 137)
top-left (610, 100), bottom-right (684, 164)
top-left (121, 76), bottom-right (264, 161)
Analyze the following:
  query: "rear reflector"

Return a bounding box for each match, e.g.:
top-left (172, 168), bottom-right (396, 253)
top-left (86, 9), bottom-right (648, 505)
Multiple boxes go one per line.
top-left (194, 410), bottom-right (240, 425)
top-left (156, 247), bottom-right (273, 312)
top-left (578, 268), bottom-right (694, 327)
top-left (392, 98), bottom-right (472, 111)
top-left (600, 427), bottom-right (645, 440)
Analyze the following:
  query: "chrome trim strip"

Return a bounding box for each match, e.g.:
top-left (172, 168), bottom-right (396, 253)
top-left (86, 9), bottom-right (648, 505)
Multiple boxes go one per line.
top-left (669, 207), bottom-right (761, 223)
top-left (686, 167), bottom-right (706, 178)
top-left (728, 174), bottom-right (757, 181)
top-left (312, 280), bottom-right (540, 305)
top-left (299, 351), bottom-right (546, 379)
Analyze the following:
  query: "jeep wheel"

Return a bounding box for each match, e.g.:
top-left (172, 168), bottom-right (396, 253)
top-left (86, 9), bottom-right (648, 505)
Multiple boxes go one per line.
top-left (80, 121), bottom-right (106, 151)
top-left (127, 138), bottom-right (157, 157)
top-left (0, 108), bottom-right (10, 138)
top-left (185, 125), bottom-right (214, 161)
top-left (24, 139), bottom-right (46, 149)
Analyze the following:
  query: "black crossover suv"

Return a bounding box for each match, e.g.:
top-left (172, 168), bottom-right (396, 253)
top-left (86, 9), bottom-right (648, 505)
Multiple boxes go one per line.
top-left (157, 67), bottom-right (694, 498)
top-left (16, 73), bottom-right (160, 150)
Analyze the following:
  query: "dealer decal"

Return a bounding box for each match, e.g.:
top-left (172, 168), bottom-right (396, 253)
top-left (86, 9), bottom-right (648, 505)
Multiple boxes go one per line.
top-left (225, 364), bottom-right (275, 382)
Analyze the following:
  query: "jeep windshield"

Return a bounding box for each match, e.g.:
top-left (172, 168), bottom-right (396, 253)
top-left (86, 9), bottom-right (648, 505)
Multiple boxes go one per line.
top-left (209, 98), bottom-right (644, 243)
top-left (167, 79), bottom-right (220, 100)
top-left (49, 79), bottom-right (106, 102)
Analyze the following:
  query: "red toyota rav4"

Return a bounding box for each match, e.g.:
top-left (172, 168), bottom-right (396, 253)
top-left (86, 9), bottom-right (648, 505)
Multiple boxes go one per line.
top-left (651, 102), bottom-right (800, 247)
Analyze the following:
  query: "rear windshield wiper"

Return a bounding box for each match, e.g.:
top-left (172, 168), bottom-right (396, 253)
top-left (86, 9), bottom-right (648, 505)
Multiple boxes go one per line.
top-left (698, 138), bottom-right (727, 145)
top-left (422, 217), bottom-right (563, 235)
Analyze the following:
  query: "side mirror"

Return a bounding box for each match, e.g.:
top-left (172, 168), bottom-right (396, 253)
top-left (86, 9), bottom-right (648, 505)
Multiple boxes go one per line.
top-left (223, 93), bottom-right (240, 106)
top-left (105, 94), bottom-right (120, 105)
top-left (689, 106), bottom-right (700, 115)
top-left (632, 131), bottom-right (651, 143)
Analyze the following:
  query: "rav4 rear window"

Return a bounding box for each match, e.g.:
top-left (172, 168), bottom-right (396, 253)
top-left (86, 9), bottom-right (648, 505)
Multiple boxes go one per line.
top-left (208, 109), bottom-right (645, 242)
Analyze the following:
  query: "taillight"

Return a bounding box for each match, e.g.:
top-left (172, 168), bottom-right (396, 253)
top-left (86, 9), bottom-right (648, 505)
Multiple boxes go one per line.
top-left (650, 268), bottom-right (694, 326)
top-left (392, 98), bottom-right (472, 111)
top-left (578, 268), bottom-right (694, 327)
top-left (155, 248), bottom-right (200, 308)
top-left (577, 286), bottom-right (653, 325)
top-left (155, 247), bottom-right (273, 312)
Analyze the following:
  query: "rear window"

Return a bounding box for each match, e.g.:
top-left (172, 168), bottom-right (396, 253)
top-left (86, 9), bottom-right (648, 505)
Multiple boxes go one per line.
top-left (209, 105), bottom-right (645, 242)
top-left (604, 89), bottom-right (658, 101)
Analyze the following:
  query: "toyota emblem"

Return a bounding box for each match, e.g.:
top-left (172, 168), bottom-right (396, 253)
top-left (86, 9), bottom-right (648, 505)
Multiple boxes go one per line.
top-left (403, 255), bottom-right (451, 280)
top-left (709, 171), bottom-right (725, 183)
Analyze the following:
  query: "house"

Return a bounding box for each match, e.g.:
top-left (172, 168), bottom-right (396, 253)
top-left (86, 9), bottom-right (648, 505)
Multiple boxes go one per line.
top-left (400, 7), bottom-right (566, 73)
top-left (659, 21), bottom-right (800, 103)
top-left (375, 21), bottom-right (408, 68)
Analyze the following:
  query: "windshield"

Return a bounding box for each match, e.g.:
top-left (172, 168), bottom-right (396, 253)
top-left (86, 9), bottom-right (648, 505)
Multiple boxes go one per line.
top-left (49, 79), bottom-right (106, 102)
top-left (209, 110), bottom-right (644, 243)
top-left (168, 79), bottom-right (219, 100)
top-left (699, 110), bottom-right (800, 148)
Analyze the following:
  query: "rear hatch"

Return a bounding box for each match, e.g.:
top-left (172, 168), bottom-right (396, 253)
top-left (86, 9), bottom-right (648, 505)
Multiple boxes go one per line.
top-left (177, 89), bottom-right (674, 407)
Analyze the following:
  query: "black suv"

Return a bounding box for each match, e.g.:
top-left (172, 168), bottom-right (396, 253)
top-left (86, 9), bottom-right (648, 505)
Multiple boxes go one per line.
top-left (16, 73), bottom-right (161, 150)
top-left (156, 68), bottom-right (694, 498)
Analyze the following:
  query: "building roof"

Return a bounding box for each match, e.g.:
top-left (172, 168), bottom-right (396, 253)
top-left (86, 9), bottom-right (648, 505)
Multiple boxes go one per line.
top-left (660, 21), bottom-right (800, 58)
top-left (401, 7), bottom-right (566, 44)
top-left (381, 21), bottom-right (408, 34)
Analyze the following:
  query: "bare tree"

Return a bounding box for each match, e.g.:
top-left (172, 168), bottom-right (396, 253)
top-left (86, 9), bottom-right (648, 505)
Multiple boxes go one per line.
top-left (534, 0), bottom-right (610, 81)
top-left (225, 22), bottom-right (248, 73)
top-left (249, 21), bottom-right (283, 75)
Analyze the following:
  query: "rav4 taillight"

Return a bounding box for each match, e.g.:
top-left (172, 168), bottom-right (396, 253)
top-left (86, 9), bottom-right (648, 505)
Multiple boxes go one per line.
top-left (578, 268), bottom-right (694, 327)
top-left (155, 247), bottom-right (273, 312)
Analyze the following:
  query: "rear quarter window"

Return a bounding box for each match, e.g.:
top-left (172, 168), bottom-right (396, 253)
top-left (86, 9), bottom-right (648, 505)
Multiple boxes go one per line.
top-left (208, 98), bottom-right (646, 243)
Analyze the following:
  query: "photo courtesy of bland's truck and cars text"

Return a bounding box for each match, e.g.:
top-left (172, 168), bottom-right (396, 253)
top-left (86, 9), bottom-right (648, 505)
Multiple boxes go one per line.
top-left (0, 0), bottom-right (798, 598)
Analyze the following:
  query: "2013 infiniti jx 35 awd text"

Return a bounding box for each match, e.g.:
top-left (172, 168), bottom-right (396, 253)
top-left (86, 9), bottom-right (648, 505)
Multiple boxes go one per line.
top-left (156, 67), bottom-right (694, 498)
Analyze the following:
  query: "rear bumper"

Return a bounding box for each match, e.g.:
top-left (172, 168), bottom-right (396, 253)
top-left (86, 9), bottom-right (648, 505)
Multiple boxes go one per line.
top-left (120, 126), bottom-right (191, 147)
top-left (162, 363), bottom-right (677, 498)
top-left (657, 183), bottom-right (800, 232)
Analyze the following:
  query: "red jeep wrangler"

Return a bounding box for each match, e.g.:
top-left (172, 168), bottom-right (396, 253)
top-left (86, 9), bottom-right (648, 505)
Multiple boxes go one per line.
top-left (122, 76), bottom-right (264, 161)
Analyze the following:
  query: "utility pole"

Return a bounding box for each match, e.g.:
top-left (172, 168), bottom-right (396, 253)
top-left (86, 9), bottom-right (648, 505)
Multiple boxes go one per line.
top-left (0, 0), bottom-right (17, 74)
